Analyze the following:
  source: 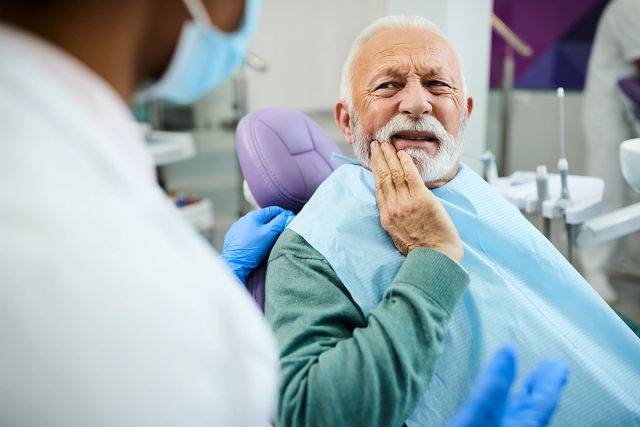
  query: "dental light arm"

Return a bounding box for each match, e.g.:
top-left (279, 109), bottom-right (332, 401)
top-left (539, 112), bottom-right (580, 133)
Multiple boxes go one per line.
top-left (574, 138), bottom-right (640, 249)
top-left (574, 203), bottom-right (640, 248)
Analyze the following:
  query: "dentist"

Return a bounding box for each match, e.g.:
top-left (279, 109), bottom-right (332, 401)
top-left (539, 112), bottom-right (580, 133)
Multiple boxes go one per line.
top-left (0, 0), bottom-right (289, 425)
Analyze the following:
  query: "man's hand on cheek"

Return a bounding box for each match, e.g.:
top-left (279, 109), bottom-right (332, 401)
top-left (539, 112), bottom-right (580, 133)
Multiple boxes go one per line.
top-left (370, 140), bottom-right (464, 263)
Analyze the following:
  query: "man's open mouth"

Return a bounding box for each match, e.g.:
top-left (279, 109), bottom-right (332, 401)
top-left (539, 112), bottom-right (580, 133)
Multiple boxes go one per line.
top-left (392, 131), bottom-right (437, 142)
top-left (389, 131), bottom-right (439, 152)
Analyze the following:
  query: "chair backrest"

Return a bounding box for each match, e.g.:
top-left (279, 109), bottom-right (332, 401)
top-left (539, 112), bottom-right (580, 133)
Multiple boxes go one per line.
top-left (236, 108), bottom-right (344, 311)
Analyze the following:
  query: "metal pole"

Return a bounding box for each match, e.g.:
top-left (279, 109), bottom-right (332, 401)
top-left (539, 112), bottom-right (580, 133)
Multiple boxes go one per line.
top-left (566, 222), bottom-right (573, 264)
top-left (500, 46), bottom-right (515, 176)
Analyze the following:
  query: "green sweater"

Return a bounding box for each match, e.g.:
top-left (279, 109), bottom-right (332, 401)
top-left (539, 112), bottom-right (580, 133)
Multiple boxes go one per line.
top-left (265, 229), bottom-right (640, 427)
top-left (266, 229), bottom-right (469, 427)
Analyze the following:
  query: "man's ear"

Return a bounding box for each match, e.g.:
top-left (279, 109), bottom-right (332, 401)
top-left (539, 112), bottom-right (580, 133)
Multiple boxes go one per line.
top-left (464, 96), bottom-right (474, 129)
top-left (335, 100), bottom-right (353, 145)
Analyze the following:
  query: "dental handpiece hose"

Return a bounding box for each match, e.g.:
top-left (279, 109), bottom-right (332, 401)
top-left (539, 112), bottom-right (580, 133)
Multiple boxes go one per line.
top-left (559, 158), bottom-right (570, 201)
top-left (536, 165), bottom-right (551, 239)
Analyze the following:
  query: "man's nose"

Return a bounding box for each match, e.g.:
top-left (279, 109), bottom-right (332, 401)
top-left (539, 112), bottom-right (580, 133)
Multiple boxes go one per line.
top-left (399, 83), bottom-right (433, 118)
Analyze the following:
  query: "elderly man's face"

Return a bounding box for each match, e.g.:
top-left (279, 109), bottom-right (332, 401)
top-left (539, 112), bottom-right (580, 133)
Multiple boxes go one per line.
top-left (336, 27), bottom-right (473, 187)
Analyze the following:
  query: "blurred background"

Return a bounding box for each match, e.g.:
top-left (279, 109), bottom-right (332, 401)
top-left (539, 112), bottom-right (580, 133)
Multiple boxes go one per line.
top-left (133, 0), bottom-right (640, 320)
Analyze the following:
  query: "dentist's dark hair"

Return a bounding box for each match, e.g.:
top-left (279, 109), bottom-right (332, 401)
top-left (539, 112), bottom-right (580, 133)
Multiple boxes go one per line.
top-left (0, 0), bottom-right (61, 13)
top-left (0, 0), bottom-right (59, 7)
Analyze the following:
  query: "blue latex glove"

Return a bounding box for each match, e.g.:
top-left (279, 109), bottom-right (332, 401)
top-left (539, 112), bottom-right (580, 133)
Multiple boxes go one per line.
top-left (218, 207), bottom-right (295, 285)
top-left (446, 346), bottom-right (569, 427)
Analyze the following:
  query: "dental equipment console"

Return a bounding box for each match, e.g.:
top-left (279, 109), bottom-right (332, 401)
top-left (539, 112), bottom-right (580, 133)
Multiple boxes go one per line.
top-left (545, 88), bottom-right (640, 261)
top-left (490, 87), bottom-right (640, 264)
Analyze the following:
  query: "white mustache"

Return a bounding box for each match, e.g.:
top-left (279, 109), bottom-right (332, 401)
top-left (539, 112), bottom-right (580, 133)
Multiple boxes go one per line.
top-left (350, 111), bottom-right (464, 183)
top-left (372, 115), bottom-right (452, 146)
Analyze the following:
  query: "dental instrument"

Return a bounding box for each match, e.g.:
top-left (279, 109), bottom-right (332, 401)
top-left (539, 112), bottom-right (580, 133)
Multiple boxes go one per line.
top-left (557, 88), bottom-right (570, 202)
top-left (480, 151), bottom-right (499, 186)
top-left (536, 165), bottom-right (551, 239)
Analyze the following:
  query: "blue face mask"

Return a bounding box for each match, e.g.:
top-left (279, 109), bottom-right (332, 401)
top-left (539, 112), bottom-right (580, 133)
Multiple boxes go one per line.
top-left (141, 0), bottom-right (262, 104)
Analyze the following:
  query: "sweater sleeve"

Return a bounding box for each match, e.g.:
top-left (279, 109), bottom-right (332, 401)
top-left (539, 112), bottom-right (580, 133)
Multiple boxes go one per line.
top-left (265, 229), bottom-right (469, 427)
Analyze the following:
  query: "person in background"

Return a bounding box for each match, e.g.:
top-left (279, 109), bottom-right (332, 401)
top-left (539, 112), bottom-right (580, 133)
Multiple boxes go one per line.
top-left (581, 0), bottom-right (640, 303)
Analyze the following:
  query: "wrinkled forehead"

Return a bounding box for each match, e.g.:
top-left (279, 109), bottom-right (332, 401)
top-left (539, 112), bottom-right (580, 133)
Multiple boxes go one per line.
top-left (352, 27), bottom-right (461, 87)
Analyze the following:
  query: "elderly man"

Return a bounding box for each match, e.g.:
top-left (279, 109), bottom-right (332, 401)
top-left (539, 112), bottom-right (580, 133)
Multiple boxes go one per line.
top-left (266, 15), bottom-right (640, 427)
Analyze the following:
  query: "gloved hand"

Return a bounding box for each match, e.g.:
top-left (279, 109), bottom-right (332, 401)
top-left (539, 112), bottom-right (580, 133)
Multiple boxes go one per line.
top-left (446, 346), bottom-right (569, 427)
top-left (218, 207), bottom-right (295, 285)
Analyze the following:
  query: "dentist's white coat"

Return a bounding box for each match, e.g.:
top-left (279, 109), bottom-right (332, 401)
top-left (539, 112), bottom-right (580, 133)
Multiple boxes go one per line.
top-left (0, 23), bottom-right (277, 427)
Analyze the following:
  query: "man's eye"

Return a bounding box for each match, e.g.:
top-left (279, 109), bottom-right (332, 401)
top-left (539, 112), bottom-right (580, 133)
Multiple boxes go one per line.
top-left (428, 81), bottom-right (447, 87)
top-left (376, 82), bottom-right (396, 90)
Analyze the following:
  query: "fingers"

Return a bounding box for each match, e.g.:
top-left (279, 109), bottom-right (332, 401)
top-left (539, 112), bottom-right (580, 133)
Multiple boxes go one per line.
top-left (370, 141), bottom-right (392, 213)
top-left (533, 360), bottom-right (569, 395)
top-left (268, 211), bottom-right (295, 237)
top-left (370, 140), bottom-right (412, 211)
top-left (445, 346), bottom-right (517, 427)
top-left (519, 359), bottom-right (569, 406)
top-left (370, 141), bottom-right (392, 194)
top-left (504, 359), bottom-right (569, 425)
top-left (482, 346), bottom-right (518, 389)
top-left (257, 206), bottom-right (287, 224)
top-left (397, 150), bottom-right (426, 194)
top-left (380, 142), bottom-right (410, 195)
top-left (245, 207), bottom-right (293, 231)
top-left (469, 346), bottom-right (517, 410)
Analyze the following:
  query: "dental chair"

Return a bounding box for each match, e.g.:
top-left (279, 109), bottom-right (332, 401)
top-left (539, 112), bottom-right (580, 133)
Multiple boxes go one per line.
top-left (236, 108), bottom-right (345, 312)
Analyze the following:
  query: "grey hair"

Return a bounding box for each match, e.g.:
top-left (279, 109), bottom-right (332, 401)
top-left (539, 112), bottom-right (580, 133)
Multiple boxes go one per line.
top-left (339, 15), bottom-right (467, 108)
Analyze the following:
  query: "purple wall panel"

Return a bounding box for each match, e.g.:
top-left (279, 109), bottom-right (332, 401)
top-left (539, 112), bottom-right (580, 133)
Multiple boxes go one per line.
top-left (515, 44), bottom-right (558, 89)
top-left (490, 0), bottom-right (609, 90)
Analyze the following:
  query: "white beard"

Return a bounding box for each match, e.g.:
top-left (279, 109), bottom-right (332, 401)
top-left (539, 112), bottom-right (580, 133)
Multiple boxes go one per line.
top-left (350, 110), bottom-right (466, 183)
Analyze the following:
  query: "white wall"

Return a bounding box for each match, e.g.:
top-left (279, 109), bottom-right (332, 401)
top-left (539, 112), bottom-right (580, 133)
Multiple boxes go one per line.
top-left (497, 90), bottom-right (587, 176)
top-left (246, 0), bottom-right (385, 112)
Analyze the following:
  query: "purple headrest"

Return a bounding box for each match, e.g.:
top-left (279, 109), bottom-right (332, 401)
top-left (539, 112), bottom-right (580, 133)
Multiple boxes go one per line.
top-left (236, 108), bottom-right (344, 214)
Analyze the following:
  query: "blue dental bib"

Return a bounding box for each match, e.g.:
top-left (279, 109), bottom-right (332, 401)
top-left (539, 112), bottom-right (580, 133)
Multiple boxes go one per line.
top-left (288, 163), bottom-right (640, 426)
